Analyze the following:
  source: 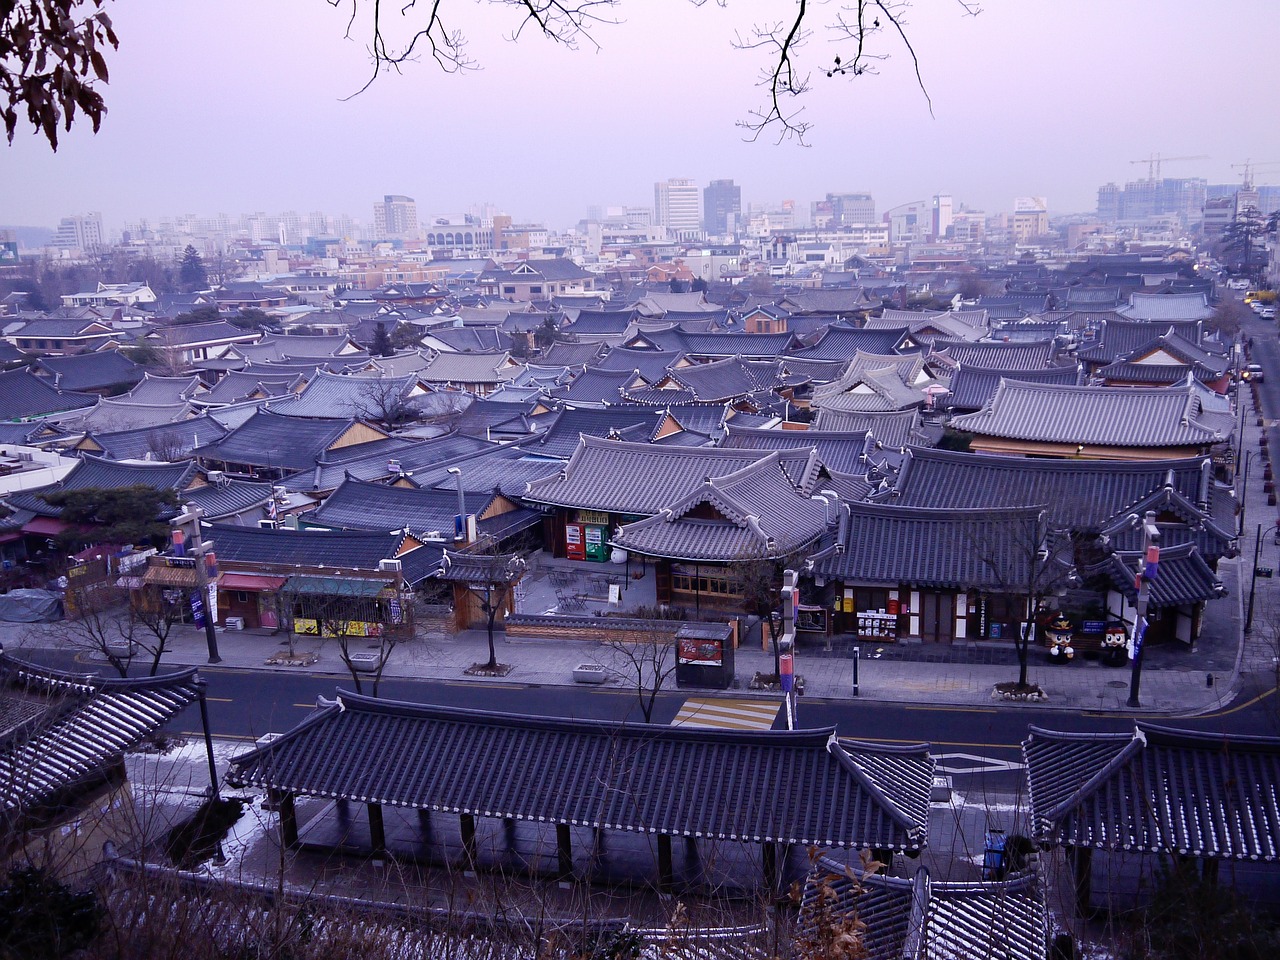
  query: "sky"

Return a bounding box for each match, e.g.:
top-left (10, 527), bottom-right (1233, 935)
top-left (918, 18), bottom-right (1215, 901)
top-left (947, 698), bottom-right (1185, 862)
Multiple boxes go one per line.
top-left (3, 0), bottom-right (1280, 233)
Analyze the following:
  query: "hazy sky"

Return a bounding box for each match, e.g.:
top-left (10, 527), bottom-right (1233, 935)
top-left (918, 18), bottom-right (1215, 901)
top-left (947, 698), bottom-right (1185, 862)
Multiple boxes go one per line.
top-left (3, 0), bottom-right (1279, 232)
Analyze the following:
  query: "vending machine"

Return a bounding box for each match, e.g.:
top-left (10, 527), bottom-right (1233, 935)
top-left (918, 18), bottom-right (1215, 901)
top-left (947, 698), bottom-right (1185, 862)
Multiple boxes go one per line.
top-left (565, 523), bottom-right (586, 561)
top-left (584, 524), bottom-right (607, 562)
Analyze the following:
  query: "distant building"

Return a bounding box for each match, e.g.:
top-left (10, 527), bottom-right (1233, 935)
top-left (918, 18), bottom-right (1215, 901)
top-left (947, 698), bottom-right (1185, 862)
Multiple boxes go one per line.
top-left (372, 195), bottom-right (420, 241)
top-left (1095, 178), bottom-right (1206, 224)
top-left (702, 179), bottom-right (741, 235)
top-left (654, 178), bottom-right (701, 240)
top-left (932, 194), bottom-right (953, 240)
top-left (51, 212), bottom-right (104, 253)
top-left (812, 192), bottom-right (876, 229)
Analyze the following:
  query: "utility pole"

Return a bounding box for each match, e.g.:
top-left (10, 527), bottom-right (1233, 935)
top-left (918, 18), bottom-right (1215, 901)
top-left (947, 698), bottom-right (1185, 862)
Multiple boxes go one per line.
top-left (1126, 511), bottom-right (1160, 708)
top-left (172, 504), bottom-right (221, 664)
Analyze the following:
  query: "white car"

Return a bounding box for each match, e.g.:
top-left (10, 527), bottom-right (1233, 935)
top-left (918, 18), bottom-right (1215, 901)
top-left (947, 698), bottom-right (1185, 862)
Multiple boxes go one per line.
top-left (1261, 307), bottom-right (1277, 320)
top-left (1228, 278), bottom-right (1251, 290)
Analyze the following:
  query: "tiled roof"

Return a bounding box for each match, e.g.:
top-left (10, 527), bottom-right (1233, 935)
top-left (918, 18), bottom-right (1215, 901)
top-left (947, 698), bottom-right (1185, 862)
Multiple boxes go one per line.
top-left (1076, 320), bottom-right (1205, 365)
top-left (197, 369), bottom-right (306, 405)
top-left (800, 864), bottom-right (1048, 960)
top-left (35, 351), bottom-right (144, 392)
top-left (664, 356), bottom-right (780, 402)
top-left (780, 289), bottom-right (876, 314)
top-left (229, 694), bottom-right (934, 851)
top-left (562, 309), bottom-right (637, 336)
top-left (539, 341), bottom-right (606, 366)
top-left (207, 522), bottom-right (411, 570)
top-left (419, 351), bottom-right (516, 385)
top-left (1084, 542), bottom-right (1226, 607)
top-left (1024, 723), bottom-right (1280, 859)
top-left (812, 502), bottom-right (1047, 589)
top-left (122, 373), bottom-right (203, 404)
top-left (643, 330), bottom-right (798, 359)
top-left (308, 477), bottom-right (494, 538)
top-left (194, 410), bottom-right (393, 471)
top-left (266, 370), bottom-right (420, 420)
top-left (595, 347), bottom-right (684, 382)
top-left (277, 431), bottom-right (495, 493)
top-left (547, 367), bottom-right (640, 404)
top-left (1119, 292), bottom-right (1212, 321)
top-left (951, 380), bottom-right (1226, 448)
top-left (524, 406), bottom-right (664, 459)
top-left (0, 653), bottom-right (200, 819)
top-left (0, 369), bottom-right (96, 421)
top-left (231, 332), bottom-right (355, 361)
top-left (614, 454), bottom-right (830, 561)
top-left (54, 398), bottom-right (198, 433)
top-left (148, 320), bottom-right (259, 347)
top-left (523, 435), bottom-right (821, 514)
top-left (184, 478), bottom-right (275, 520)
top-left (928, 338), bottom-right (1055, 371)
top-left (885, 446), bottom-right (1215, 530)
top-left (720, 424), bottom-right (870, 476)
top-left (7, 455), bottom-right (198, 519)
top-left (427, 326), bottom-right (507, 352)
top-left (791, 325), bottom-right (912, 361)
top-left (79, 415), bottom-right (227, 462)
top-left (809, 408), bottom-right (923, 447)
top-left (947, 363), bottom-right (1081, 411)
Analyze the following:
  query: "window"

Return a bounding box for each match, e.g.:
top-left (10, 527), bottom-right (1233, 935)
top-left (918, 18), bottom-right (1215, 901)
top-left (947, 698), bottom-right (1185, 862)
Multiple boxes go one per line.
top-left (671, 564), bottom-right (742, 599)
top-left (235, 591), bottom-right (250, 603)
top-left (529, 285), bottom-right (543, 295)
top-left (503, 286), bottom-right (516, 295)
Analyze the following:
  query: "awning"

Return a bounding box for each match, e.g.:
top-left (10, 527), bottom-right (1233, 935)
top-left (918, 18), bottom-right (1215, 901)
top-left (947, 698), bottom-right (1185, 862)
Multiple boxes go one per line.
top-left (22, 517), bottom-right (70, 536)
top-left (219, 573), bottom-right (288, 592)
top-left (285, 575), bottom-right (389, 598)
top-left (142, 565), bottom-right (199, 588)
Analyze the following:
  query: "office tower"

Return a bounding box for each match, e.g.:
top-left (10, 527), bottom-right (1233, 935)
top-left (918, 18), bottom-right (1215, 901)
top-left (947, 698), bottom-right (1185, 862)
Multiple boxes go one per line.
top-left (654, 178), bottom-right (701, 238)
top-left (373, 194), bottom-right (421, 240)
top-left (703, 179), bottom-right (742, 235)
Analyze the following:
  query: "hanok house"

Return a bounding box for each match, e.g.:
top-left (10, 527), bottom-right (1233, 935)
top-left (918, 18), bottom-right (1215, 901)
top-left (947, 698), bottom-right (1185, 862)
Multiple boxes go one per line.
top-left (521, 436), bottom-right (824, 606)
top-left (0, 650), bottom-right (202, 876)
top-left (203, 523), bottom-right (439, 632)
top-left (809, 502), bottom-right (1056, 645)
top-left (228, 694), bottom-right (934, 895)
top-left (1024, 724), bottom-right (1280, 915)
top-left (949, 378), bottom-right (1231, 461)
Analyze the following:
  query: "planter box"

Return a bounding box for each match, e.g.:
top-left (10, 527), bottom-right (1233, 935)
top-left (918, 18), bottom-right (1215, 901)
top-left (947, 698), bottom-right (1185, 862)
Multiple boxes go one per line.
top-left (346, 652), bottom-right (382, 673)
top-left (105, 639), bottom-right (136, 658)
top-left (573, 663), bottom-right (608, 684)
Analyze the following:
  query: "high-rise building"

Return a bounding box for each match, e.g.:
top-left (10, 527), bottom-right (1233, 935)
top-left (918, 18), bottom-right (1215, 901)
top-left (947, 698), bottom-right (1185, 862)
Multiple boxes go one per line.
top-left (52, 212), bottom-right (104, 252)
top-left (812, 192), bottom-right (876, 228)
top-left (372, 194), bottom-right (421, 240)
top-left (703, 179), bottom-right (742, 235)
top-left (932, 194), bottom-right (953, 240)
top-left (654, 178), bottom-right (701, 239)
top-left (1095, 179), bottom-right (1205, 223)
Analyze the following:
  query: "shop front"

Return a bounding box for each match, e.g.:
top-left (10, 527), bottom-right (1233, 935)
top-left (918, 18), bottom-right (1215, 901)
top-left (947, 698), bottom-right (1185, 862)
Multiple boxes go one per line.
top-left (217, 573), bottom-right (289, 629)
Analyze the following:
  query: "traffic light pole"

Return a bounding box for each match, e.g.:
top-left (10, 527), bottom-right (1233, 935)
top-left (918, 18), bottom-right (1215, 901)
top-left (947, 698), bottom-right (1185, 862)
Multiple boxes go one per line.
top-left (1127, 511), bottom-right (1160, 708)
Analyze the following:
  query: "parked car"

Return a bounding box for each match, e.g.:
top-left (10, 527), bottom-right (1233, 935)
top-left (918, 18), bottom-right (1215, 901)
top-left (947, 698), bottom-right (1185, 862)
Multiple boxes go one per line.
top-left (1261, 306), bottom-right (1276, 320)
top-left (1228, 278), bottom-right (1251, 290)
top-left (1244, 363), bottom-right (1265, 383)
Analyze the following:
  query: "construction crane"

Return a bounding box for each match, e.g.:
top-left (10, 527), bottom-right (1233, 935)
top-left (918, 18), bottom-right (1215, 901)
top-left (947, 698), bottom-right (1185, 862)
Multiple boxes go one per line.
top-left (1231, 159), bottom-right (1280, 188)
top-left (1129, 153), bottom-right (1209, 180)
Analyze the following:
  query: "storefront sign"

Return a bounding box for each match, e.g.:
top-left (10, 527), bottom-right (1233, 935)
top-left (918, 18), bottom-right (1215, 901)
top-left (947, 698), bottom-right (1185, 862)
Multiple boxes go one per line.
top-left (577, 510), bottom-right (610, 526)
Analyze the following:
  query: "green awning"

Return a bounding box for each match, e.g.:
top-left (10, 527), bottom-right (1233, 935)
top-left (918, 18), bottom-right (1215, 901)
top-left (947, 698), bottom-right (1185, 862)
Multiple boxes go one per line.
top-left (284, 576), bottom-right (389, 598)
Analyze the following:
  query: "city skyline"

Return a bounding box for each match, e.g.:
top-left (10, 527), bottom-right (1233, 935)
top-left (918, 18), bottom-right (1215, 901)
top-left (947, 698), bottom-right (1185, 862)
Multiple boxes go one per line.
top-left (2, 0), bottom-right (1278, 230)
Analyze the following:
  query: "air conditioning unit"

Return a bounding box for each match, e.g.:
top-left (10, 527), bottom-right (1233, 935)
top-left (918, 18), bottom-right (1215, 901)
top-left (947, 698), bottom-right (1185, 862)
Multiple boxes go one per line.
top-left (387, 459), bottom-right (401, 474)
top-left (224, 616), bottom-right (244, 631)
top-left (378, 559), bottom-right (402, 573)
top-left (206, 469), bottom-right (224, 484)
top-left (258, 519), bottom-right (278, 529)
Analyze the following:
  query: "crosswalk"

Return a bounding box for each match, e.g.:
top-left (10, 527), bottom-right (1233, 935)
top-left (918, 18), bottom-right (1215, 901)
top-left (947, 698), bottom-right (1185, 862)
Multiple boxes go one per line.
top-left (671, 697), bottom-right (781, 731)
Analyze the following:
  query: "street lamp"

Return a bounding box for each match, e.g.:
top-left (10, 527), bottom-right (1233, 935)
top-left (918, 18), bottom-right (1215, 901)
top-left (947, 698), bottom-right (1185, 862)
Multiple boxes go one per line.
top-left (172, 504), bottom-right (221, 664)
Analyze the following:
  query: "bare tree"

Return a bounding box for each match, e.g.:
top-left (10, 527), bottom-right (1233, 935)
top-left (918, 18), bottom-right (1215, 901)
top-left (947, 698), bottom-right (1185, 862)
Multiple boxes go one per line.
top-left (334, 0), bottom-right (980, 144)
top-left (604, 633), bottom-right (678, 723)
top-left (437, 548), bottom-right (526, 673)
top-left (966, 507), bottom-right (1073, 690)
top-left (45, 581), bottom-right (185, 678)
top-left (354, 376), bottom-right (420, 429)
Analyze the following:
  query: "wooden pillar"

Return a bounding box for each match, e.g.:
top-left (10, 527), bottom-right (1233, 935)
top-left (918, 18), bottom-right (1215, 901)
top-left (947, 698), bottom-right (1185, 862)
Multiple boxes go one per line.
top-left (684, 836), bottom-right (700, 883)
top-left (367, 803), bottom-right (386, 862)
top-left (503, 817), bottom-right (518, 853)
top-left (417, 808), bottom-right (432, 839)
top-left (1202, 857), bottom-right (1220, 885)
top-left (1068, 846), bottom-right (1093, 916)
top-left (460, 813), bottom-right (478, 872)
top-left (274, 791), bottom-right (298, 848)
top-left (657, 834), bottom-right (674, 891)
top-left (556, 823), bottom-right (573, 882)
top-left (762, 841), bottom-right (778, 894)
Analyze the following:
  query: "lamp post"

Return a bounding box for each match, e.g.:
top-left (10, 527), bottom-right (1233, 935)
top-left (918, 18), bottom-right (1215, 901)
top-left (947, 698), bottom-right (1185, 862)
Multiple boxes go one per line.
top-left (779, 569), bottom-right (798, 730)
top-left (1126, 511), bottom-right (1160, 708)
